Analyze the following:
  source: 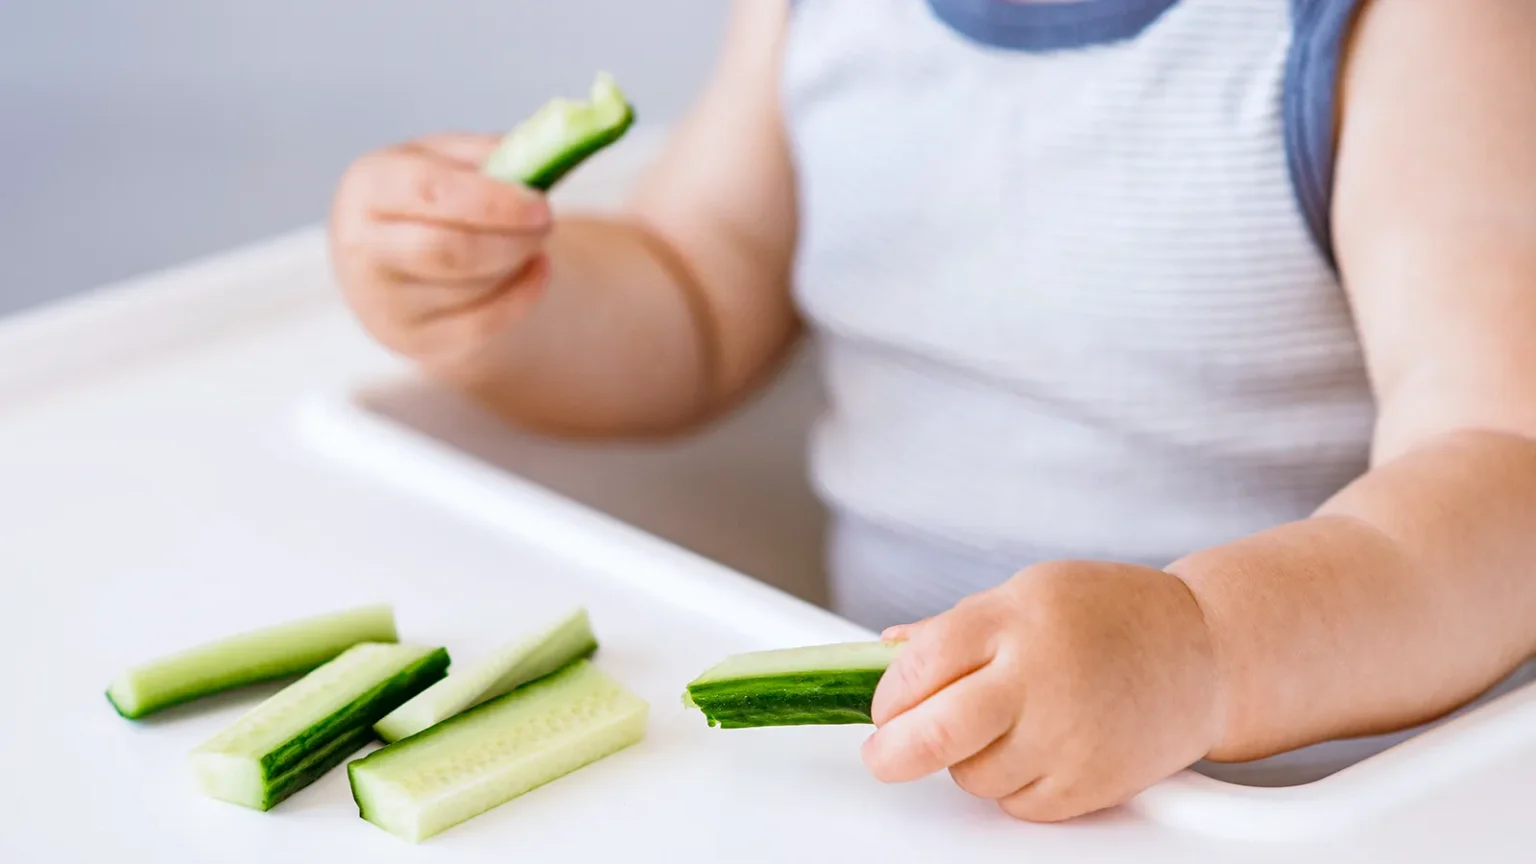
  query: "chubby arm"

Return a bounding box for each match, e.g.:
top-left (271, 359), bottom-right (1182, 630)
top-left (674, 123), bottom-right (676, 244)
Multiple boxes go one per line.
top-left (335, 0), bottom-right (797, 437)
top-left (472, 0), bottom-right (799, 435)
top-left (1169, 0), bottom-right (1536, 760)
top-left (856, 0), bottom-right (1536, 823)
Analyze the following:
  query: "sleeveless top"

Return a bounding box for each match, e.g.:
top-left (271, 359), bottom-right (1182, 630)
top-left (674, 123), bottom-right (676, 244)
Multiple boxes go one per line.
top-left (782, 0), bottom-right (1536, 787)
top-left (781, 0), bottom-right (1375, 630)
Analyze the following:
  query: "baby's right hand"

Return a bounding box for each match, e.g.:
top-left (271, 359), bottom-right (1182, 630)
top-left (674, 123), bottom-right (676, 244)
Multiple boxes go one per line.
top-left (330, 134), bottom-right (553, 373)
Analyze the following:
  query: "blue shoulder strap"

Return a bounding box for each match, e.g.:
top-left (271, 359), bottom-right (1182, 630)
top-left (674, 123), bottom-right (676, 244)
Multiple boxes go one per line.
top-left (1284, 0), bottom-right (1366, 270)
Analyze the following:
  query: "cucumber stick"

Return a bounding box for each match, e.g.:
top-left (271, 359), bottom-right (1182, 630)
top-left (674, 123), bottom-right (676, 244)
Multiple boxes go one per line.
top-left (106, 604), bottom-right (398, 719)
top-left (191, 642), bottom-right (449, 811)
top-left (374, 607), bottom-right (598, 743)
top-left (482, 71), bottom-right (634, 191)
top-left (350, 660), bottom-right (647, 842)
top-left (683, 641), bottom-right (902, 728)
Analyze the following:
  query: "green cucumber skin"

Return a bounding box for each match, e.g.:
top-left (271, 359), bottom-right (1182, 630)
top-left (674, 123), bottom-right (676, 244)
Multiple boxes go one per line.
top-left (107, 679), bottom-right (273, 721)
top-left (260, 648), bottom-right (450, 780)
top-left (685, 668), bottom-right (888, 728)
top-left (349, 761), bottom-right (371, 822)
top-left (528, 634), bottom-right (598, 676)
top-left (258, 723), bottom-right (379, 811)
top-left (192, 645), bottom-right (451, 812)
top-left (349, 660), bottom-right (648, 841)
top-left (103, 667), bottom-right (312, 720)
top-left (105, 605), bottom-right (398, 719)
top-left (358, 659), bottom-right (583, 762)
top-left (374, 609), bottom-right (599, 743)
top-left (519, 106), bottom-right (634, 191)
top-left (238, 648), bottom-right (450, 810)
top-left (107, 685), bottom-right (249, 721)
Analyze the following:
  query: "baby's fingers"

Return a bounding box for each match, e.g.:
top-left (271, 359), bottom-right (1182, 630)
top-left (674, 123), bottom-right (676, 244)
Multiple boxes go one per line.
top-left (862, 664), bottom-right (1019, 783)
top-left (359, 255), bottom-right (549, 371)
top-left (880, 616), bottom-right (933, 643)
top-left (870, 600), bottom-right (1001, 726)
top-left (408, 133), bottom-right (504, 167)
top-left (348, 145), bottom-right (549, 232)
top-left (364, 222), bottom-right (544, 283)
top-left (948, 725), bottom-right (1043, 801)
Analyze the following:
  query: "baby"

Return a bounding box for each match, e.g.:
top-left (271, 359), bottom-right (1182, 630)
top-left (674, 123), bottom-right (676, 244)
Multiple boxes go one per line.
top-left (330, 0), bottom-right (1536, 821)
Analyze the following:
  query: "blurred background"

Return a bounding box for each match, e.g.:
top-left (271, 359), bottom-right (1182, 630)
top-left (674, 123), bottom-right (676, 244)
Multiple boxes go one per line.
top-left (0, 0), bottom-right (827, 605)
top-left (0, 0), bottom-right (729, 316)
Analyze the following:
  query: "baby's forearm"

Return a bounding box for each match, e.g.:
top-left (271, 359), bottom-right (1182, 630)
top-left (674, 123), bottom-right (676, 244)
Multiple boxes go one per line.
top-left (440, 0), bottom-right (799, 438)
top-left (1168, 429), bottom-right (1536, 762)
top-left (441, 215), bottom-right (731, 438)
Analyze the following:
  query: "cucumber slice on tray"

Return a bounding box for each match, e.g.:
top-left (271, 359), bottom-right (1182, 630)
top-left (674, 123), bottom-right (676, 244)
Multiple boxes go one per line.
top-left (683, 641), bottom-right (902, 728)
top-left (105, 604), bottom-right (398, 719)
top-left (482, 71), bottom-right (634, 191)
top-left (350, 659), bottom-right (647, 842)
top-left (192, 642), bottom-right (449, 811)
top-left (375, 607), bottom-right (599, 743)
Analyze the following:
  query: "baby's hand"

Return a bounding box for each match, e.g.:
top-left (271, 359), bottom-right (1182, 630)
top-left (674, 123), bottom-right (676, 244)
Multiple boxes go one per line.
top-left (329, 134), bottom-right (552, 373)
top-left (863, 561), bottom-right (1222, 822)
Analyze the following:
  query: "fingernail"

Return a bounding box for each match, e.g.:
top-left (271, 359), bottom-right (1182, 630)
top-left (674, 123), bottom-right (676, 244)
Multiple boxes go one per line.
top-left (860, 733), bottom-right (897, 782)
top-left (861, 732), bottom-right (882, 763)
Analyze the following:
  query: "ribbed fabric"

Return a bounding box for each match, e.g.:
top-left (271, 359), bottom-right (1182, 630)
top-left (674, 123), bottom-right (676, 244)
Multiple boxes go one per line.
top-left (781, 0), bottom-right (1375, 632)
top-left (781, 0), bottom-right (1536, 786)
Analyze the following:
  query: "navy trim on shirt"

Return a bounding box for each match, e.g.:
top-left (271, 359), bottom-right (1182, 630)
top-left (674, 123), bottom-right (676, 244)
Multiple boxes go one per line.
top-left (920, 0), bottom-right (1361, 270)
top-left (1284, 0), bottom-right (1364, 270)
top-left (925, 0), bottom-right (1181, 51)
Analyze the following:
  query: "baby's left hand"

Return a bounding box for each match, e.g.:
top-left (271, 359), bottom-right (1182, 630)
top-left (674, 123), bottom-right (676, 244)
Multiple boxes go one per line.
top-left (862, 561), bottom-right (1223, 822)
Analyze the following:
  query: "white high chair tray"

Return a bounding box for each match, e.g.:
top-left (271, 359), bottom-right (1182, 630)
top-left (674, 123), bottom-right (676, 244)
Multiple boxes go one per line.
top-left (1, 136), bottom-right (1531, 863)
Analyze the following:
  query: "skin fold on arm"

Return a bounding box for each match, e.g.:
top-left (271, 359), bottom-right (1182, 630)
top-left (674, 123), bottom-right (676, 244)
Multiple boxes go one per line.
top-left (439, 0), bottom-right (799, 438)
top-left (859, 0), bottom-right (1536, 822)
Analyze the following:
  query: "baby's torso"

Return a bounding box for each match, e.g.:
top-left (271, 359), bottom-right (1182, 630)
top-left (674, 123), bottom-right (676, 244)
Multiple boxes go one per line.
top-left (782, 0), bottom-right (1375, 627)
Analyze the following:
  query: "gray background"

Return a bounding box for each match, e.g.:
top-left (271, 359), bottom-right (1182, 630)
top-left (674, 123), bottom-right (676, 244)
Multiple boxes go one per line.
top-left (0, 0), bottom-right (728, 316)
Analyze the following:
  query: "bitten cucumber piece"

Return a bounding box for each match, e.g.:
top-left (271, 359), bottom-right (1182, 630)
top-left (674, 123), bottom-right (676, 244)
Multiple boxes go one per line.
top-left (191, 642), bottom-right (449, 811)
top-left (350, 659), bottom-right (647, 842)
top-left (482, 71), bottom-right (634, 190)
top-left (683, 641), bottom-right (902, 728)
top-left (375, 607), bottom-right (598, 743)
top-left (105, 604), bottom-right (398, 719)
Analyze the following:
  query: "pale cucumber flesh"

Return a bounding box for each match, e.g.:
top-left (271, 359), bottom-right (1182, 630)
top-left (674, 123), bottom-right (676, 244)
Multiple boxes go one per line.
top-left (684, 641), bottom-right (902, 728)
top-left (482, 71), bottom-right (634, 190)
top-left (191, 642), bottom-right (449, 811)
top-left (374, 607), bottom-right (598, 743)
top-left (349, 659), bottom-right (647, 842)
top-left (105, 604), bottom-right (398, 719)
